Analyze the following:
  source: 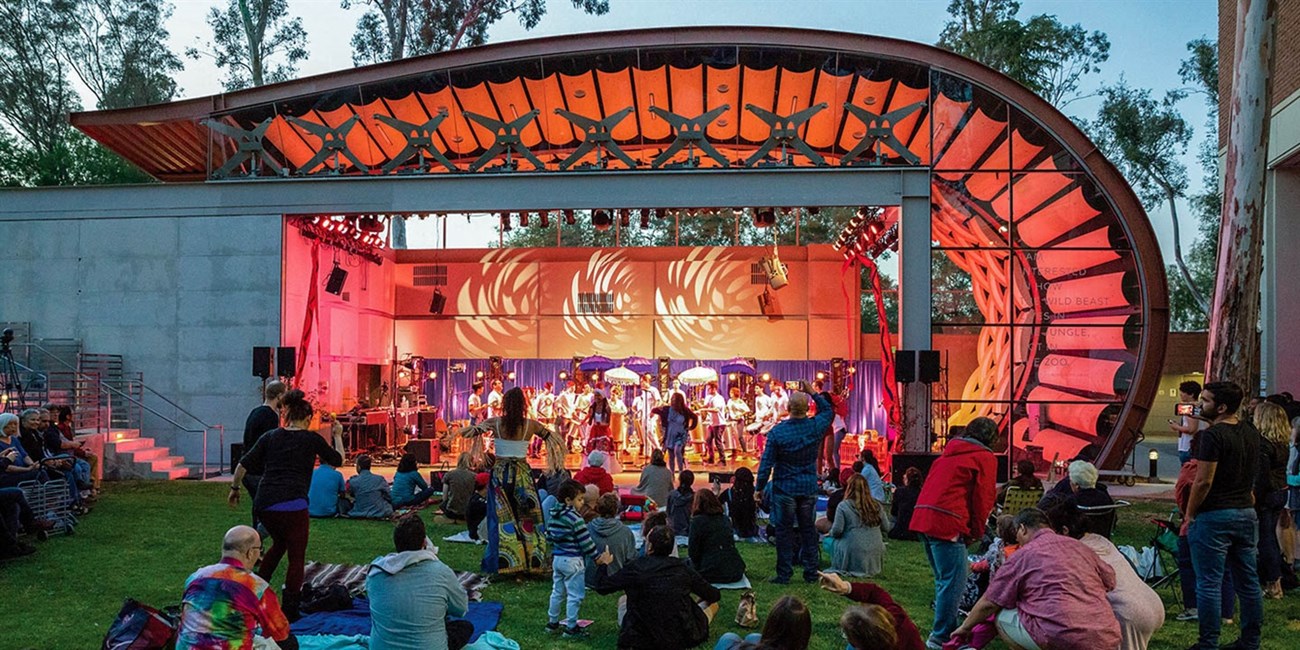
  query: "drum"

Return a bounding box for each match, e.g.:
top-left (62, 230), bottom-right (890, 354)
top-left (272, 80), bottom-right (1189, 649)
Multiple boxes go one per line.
top-left (610, 411), bottom-right (625, 447)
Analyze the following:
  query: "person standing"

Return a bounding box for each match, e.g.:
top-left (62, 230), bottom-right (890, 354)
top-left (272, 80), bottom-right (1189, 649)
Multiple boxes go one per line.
top-left (653, 394), bottom-right (697, 475)
top-left (175, 526), bottom-right (298, 650)
top-left (633, 376), bottom-right (662, 457)
top-left (754, 380), bottom-right (834, 584)
top-left (702, 383), bottom-right (727, 466)
top-left (529, 382), bottom-right (556, 458)
top-left (1186, 381), bottom-right (1263, 650)
top-left (908, 416), bottom-right (998, 649)
top-left (725, 386), bottom-right (751, 462)
top-left (751, 384), bottom-right (775, 456)
top-left (467, 382), bottom-right (486, 425)
top-left (1251, 401), bottom-right (1290, 599)
top-left (486, 379), bottom-right (504, 420)
top-left (242, 380), bottom-right (287, 524)
top-left (229, 390), bottom-right (345, 620)
top-left (1171, 380), bottom-right (1206, 465)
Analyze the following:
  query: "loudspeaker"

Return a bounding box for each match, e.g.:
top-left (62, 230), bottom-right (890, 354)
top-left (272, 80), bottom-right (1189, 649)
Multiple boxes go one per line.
top-left (230, 443), bottom-right (244, 474)
top-left (758, 287), bottom-right (782, 318)
top-left (253, 347), bottom-right (273, 379)
top-left (895, 350), bottom-right (917, 383)
top-left (325, 264), bottom-right (348, 295)
top-left (919, 350), bottom-right (941, 384)
top-left (761, 249), bottom-right (788, 289)
top-left (429, 289), bottom-right (446, 314)
top-left (890, 452), bottom-right (939, 481)
top-left (418, 411), bottom-right (440, 437)
top-left (276, 347), bottom-right (296, 378)
top-left (405, 438), bottom-right (438, 464)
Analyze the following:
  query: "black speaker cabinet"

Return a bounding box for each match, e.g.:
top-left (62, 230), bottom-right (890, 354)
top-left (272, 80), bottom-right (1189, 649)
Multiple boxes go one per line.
top-left (325, 265), bottom-right (348, 295)
top-left (276, 346), bottom-right (296, 378)
top-left (919, 350), bottom-right (941, 384)
top-left (889, 452), bottom-right (939, 481)
top-left (252, 347), bottom-right (273, 379)
top-left (895, 350), bottom-right (917, 383)
top-left (405, 439), bottom-right (438, 464)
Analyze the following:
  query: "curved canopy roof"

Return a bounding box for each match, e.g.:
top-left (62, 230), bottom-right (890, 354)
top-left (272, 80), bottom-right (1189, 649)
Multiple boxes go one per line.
top-left (72, 27), bottom-right (1168, 468)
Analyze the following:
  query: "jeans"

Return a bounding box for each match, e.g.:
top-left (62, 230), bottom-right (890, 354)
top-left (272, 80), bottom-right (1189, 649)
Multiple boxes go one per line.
top-left (705, 426), bottom-right (726, 463)
top-left (393, 486), bottom-right (437, 508)
top-left (256, 508), bottom-right (311, 598)
top-left (715, 632), bottom-right (761, 650)
top-left (1188, 508), bottom-right (1262, 649)
top-left (667, 444), bottom-right (686, 474)
top-left (548, 555), bottom-right (586, 627)
top-left (1177, 534), bottom-right (1234, 617)
top-left (770, 493), bottom-right (818, 581)
top-left (921, 534), bottom-right (969, 645)
top-left (831, 428), bottom-right (848, 477)
top-left (1257, 493), bottom-right (1286, 584)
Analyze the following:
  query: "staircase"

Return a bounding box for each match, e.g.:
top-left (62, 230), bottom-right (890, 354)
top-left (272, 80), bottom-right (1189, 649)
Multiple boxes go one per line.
top-left (101, 428), bottom-right (191, 480)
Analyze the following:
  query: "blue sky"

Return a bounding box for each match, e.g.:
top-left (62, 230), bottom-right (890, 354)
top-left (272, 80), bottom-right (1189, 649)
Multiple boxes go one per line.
top-left (156, 0), bottom-right (1219, 256)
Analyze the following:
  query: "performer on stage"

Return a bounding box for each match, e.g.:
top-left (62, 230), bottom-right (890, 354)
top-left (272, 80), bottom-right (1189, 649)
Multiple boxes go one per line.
top-left (751, 384), bottom-right (776, 456)
top-left (485, 379), bottom-right (504, 420)
top-left (458, 388), bottom-right (566, 576)
top-left (701, 383), bottom-right (727, 466)
top-left (725, 386), bottom-right (751, 463)
top-left (571, 384), bottom-right (594, 451)
top-left (586, 389), bottom-right (612, 453)
top-left (651, 394), bottom-right (697, 474)
top-left (771, 383), bottom-right (790, 422)
top-left (609, 385), bottom-right (628, 452)
top-left (632, 375), bottom-right (661, 457)
top-left (528, 382), bottom-right (555, 458)
top-left (666, 379), bottom-right (686, 406)
top-left (467, 382), bottom-right (486, 425)
top-left (553, 382), bottom-right (575, 450)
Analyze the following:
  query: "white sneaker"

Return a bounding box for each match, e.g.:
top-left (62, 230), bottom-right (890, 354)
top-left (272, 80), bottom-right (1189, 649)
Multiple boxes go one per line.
top-left (1175, 608), bottom-right (1198, 621)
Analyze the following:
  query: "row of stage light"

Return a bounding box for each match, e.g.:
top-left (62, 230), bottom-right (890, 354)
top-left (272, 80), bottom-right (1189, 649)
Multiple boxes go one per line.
top-left (494, 207), bottom-right (823, 231)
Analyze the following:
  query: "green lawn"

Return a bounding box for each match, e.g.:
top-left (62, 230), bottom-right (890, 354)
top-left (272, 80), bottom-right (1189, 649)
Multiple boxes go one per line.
top-left (5, 481), bottom-right (1299, 649)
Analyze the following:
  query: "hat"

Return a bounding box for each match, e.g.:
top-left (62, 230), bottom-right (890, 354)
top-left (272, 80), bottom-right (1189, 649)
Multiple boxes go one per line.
top-left (587, 451), bottom-right (606, 467)
top-left (474, 472), bottom-right (490, 489)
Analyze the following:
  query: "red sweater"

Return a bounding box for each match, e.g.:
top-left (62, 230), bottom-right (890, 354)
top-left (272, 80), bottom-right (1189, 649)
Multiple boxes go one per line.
top-left (909, 438), bottom-right (997, 542)
top-left (847, 582), bottom-right (924, 650)
top-left (574, 465), bottom-right (615, 495)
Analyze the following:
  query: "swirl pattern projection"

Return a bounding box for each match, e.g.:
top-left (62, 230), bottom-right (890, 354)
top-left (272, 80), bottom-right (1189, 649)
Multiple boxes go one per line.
top-left (72, 28), bottom-right (1166, 468)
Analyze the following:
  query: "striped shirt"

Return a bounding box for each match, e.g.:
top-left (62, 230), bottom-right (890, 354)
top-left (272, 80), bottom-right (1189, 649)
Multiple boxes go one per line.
top-left (547, 505), bottom-right (598, 558)
top-left (175, 558), bottom-right (293, 649)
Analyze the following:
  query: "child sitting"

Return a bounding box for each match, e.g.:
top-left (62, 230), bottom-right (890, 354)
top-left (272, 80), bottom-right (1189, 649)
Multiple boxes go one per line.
top-left (948, 515), bottom-right (1020, 650)
top-left (720, 467), bottom-right (758, 539)
top-left (666, 469), bottom-right (696, 535)
top-left (586, 493), bottom-right (636, 587)
top-left (465, 472), bottom-right (489, 541)
top-left (546, 479), bottom-right (602, 639)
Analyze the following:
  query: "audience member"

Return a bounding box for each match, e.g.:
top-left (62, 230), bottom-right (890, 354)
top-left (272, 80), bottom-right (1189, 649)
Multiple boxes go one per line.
top-left (19, 409), bottom-right (82, 509)
top-left (829, 473), bottom-right (891, 577)
top-left (1252, 401), bottom-right (1290, 599)
top-left (546, 479), bottom-right (602, 639)
top-left (688, 489), bottom-right (746, 584)
top-left (593, 525), bottom-right (721, 650)
top-left (0, 413), bottom-right (43, 488)
top-left (229, 389), bottom-right (345, 619)
top-left (366, 514), bottom-right (472, 650)
top-left (910, 416), bottom-right (998, 648)
top-left (465, 473), bottom-right (489, 541)
top-left (0, 485), bottom-right (53, 559)
top-left (952, 508), bottom-right (1119, 650)
top-left (1185, 381), bottom-right (1263, 649)
top-left (175, 525), bottom-right (298, 650)
top-left (347, 455), bottom-right (394, 519)
top-left (1173, 440), bottom-right (1236, 625)
top-left (40, 405), bottom-right (93, 497)
top-left (631, 449), bottom-right (674, 508)
top-left (817, 468), bottom-right (855, 536)
top-left (585, 493), bottom-right (636, 587)
top-left (307, 457), bottom-right (348, 518)
top-left (721, 466), bottom-right (759, 539)
top-left (667, 469), bottom-right (696, 535)
top-left (441, 453), bottom-right (476, 520)
top-left (999, 460), bottom-right (1042, 502)
top-left (715, 595), bottom-right (810, 650)
top-left (819, 572), bottom-right (924, 650)
top-left (392, 453), bottom-right (436, 508)
top-left (241, 380), bottom-right (287, 526)
top-left (1171, 380), bottom-right (1205, 465)
top-left (858, 449), bottom-right (887, 502)
top-left (888, 467), bottom-right (922, 541)
top-left (575, 451), bottom-right (615, 495)
top-left (639, 510), bottom-right (678, 558)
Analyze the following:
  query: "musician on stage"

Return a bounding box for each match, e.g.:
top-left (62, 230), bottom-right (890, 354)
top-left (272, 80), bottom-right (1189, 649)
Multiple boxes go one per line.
top-left (571, 384), bottom-right (594, 450)
top-left (725, 386), bottom-right (751, 462)
top-left (528, 382), bottom-right (555, 458)
top-left (553, 382), bottom-right (576, 451)
top-left (701, 383), bottom-right (727, 466)
top-left (609, 385), bottom-right (628, 452)
top-left (666, 379), bottom-right (686, 406)
top-left (467, 382), bottom-right (487, 425)
top-left (771, 383), bottom-right (790, 422)
top-left (485, 379), bottom-right (504, 420)
top-left (632, 375), bottom-right (661, 457)
top-left (751, 384), bottom-right (776, 456)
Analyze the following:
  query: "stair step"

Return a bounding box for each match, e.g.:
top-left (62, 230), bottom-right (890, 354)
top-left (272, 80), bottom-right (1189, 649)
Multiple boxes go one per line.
top-left (157, 466), bottom-right (191, 480)
top-left (108, 437), bottom-right (153, 453)
top-left (127, 447), bottom-right (167, 462)
top-left (149, 456), bottom-right (184, 471)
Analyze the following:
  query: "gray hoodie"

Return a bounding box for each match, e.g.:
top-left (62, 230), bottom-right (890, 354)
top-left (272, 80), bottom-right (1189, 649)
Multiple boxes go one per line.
top-left (585, 516), bottom-right (636, 587)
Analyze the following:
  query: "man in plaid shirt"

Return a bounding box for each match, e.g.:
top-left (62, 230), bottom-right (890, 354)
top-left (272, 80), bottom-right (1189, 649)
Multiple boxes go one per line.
top-left (755, 380), bottom-right (834, 583)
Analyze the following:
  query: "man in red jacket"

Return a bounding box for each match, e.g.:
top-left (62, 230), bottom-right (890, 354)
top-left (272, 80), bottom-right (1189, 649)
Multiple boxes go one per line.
top-left (908, 416), bottom-right (998, 650)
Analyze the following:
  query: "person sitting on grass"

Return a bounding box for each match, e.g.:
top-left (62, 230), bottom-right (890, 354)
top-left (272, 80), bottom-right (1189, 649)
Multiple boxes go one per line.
top-left (638, 510), bottom-right (678, 558)
top-left (586, 492), bottom-right (636, 587)
top-left (888, 467), bottom-right (923, 541)
top-left (575, 450), bottom-right (616, 495)
top-left (366, 514), bottom-right (473, 650)
top-left (441, 453), bottom-right (476, 521)
top-left (307, 457), bottom-right (348, 518)
top-left (631, 449), bottom-right (674, 508)
top-left (465, 473), bottom-right (489, 541)
top-left (347, 454), bottom-right (394, 519)
top-left (545, 479), bottom-right (603, 639)
top-left (688, 489), bottom-right (746, 584)
top-left (714, 594), bottom-right (811, 650)
top-left (720, 466), bottom-right (758, 539)
top-left (667, 469), bottom-right (696, 535)
top-left (828, 473), bottom-right (891, 577)
top-left (392, 453), bottom-right (436, 508)
top-left (594, 525), bottom-right (721, 650)
top-left (818, 571), bottom-right (924, 650)
top-left (175, 525), bottom-right (298, 650)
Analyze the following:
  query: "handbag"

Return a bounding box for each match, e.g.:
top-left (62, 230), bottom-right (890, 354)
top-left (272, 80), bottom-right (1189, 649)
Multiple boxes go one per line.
top-left (735, 590), bottom-right (759, 628)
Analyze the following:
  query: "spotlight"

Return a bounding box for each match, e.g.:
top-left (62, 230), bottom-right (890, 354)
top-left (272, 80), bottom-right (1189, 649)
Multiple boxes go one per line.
top-left (728, 373), bottom-right (737, 381)
top-left (806, 206), bottom-right (821, 215)
top-left (499, 212), bottom-right (512, 232)
top-left (429, 288), bottom-right (446, 314)
top-left (761, 372), bottom-right (771, 382)
top-left (639, 208), bottom-right (651, 229)
top-left (559, 371), bottom-right (568, 380)
top-left (324, 262), bottom-right (348, 295)
top-left (539, 211), bottom-right (550, 228)
top-left (592, 209), bottom-right (612, 231)
top-left (507, 370), bottom-right (517, 381)
top-left (590, 372), bottom-right (599, 381)
top-left (429, 371), bottom-right (437, 379)
top-left (518, 211), bottom-right (530, 227)
top-left (816, 371), bottom-right (826, 381)
top-left (754, 208), bottom-right (776, 227)
top-left (475, 370), bottom-right (484, 379)
top-left (564, 209), bottom-right (576, 225)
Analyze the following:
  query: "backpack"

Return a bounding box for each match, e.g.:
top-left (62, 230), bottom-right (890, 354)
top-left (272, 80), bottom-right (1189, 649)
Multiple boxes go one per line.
top-left (300, 582), bottom-right (354, 613)
top-left (102, 599), bottom-right (178, 650)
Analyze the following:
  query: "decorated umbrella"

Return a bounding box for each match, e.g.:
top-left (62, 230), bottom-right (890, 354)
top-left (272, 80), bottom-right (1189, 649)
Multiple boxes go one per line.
top-left (623, 356), bottom-right (655, 374)
top-left (604, 366), bottom-right (639, 385)
top-left (677, 365), bottom-right (719, 386)
top-left (579, 355), bottom-right (616, 371)
top-left (720, 356), bottom-right (756, 376)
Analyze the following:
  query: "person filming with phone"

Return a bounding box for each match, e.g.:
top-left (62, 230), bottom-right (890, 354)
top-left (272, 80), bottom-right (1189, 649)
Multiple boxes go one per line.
top-left (1170, 380), bottom-right (1206, 465)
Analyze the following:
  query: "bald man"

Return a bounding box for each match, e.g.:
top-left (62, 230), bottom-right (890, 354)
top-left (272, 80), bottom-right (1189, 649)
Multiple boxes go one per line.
top-left (175, 526), bottom-right (298, 650)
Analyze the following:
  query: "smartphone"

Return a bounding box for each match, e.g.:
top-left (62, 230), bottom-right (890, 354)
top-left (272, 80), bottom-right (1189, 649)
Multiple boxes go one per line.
top-left (1175, 403), bottom-right (1197, 417)
top-left (784, 380), bottom-right (802, 391)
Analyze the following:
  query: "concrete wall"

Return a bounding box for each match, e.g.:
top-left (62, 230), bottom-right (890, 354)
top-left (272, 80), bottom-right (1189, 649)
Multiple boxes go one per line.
top-left (0, 214), bottom-right (282, 468)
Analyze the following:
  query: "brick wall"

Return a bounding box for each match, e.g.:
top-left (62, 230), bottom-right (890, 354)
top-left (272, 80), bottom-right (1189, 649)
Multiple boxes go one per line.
top-left (1219, 0), bottom-right (1300, 147)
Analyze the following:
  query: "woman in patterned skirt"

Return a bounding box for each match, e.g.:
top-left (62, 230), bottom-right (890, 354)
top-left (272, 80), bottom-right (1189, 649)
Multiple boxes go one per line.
top-left (460, 387), bottom-right (566, 576)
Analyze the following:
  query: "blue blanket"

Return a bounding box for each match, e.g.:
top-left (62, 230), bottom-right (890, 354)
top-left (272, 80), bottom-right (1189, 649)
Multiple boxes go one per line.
top-left (292, 598), bottom-right (503, 643)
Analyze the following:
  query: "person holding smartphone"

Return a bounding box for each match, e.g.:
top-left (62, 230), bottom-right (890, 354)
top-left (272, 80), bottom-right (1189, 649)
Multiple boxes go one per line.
top-left (1170, 380), bottom-right (1205, 465)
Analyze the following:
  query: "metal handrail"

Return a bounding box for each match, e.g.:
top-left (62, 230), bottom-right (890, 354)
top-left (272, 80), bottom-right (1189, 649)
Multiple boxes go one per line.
top-left (20, 342), bottom-right (225, 477)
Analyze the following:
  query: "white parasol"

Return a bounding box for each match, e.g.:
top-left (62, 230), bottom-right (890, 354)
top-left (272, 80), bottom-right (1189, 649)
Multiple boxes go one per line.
top-left (677, 365), bottom-right (719, 386)
top-left (604, 366), bottom-right (639, 385)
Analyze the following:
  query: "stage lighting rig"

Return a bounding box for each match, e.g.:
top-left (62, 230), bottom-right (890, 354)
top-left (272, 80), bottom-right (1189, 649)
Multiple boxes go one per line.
top-left (833, 206), bottom-right (898, 261)
top-left (592, 209), bottom-right (612, 231)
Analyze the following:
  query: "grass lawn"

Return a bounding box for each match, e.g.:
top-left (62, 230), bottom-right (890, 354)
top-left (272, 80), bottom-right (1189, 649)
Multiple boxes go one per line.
top-left (5, 481), bottom-right (1300, 649)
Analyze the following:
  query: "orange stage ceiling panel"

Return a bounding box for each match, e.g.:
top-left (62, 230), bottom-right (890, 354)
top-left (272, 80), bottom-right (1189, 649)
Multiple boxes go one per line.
top-left (1010, 129), bottom-right (1047, 170)
top-left (935, 107), bottom-right (1002, 170)
top-left (596, 69), bottom-right (640, 141)
top-left (454, 83), bottom-right (505, 147)
top-left (488, 79), bottom-right (544, 147)
top-left (738, 66), bottom-right (778, 142)
top-left (557, 72), bottom-right (603, 129)
top-left (774, 68), bottom-right (815, 136)
top-left (422, 88), bottom-right (480, 155)
top-left (669, 65), bottom-right (705, 119)
top-left (1017, 186), bottom-right (1102, 247)
top-left (838, 77), bottom-right (893, 152)
top-left (312, 106), bottom-right (381, 169)
top-left (1035, 231), bottom-right (1122, 279)
top-left (264, 115), bottom-right (314, 170)
top-left (929, 93), bottom-right (966, 164)
top-left (704, 65), bottom-right (740, 141)
top-left (963, 172), bottom-right (1009, 203)
top-left (805, 70), bottom-right (851, 150)
top-left (353, 98), bottom-right (407, 161)
top-left (1044, 316), bottom-right (1133, 351)
top-left (1045, 272), bottom-right (1130, 315)
top-left (884, 82), bottom-right (930, 161)
top-left (526, 75), bottom-right (577, 147)
top-left (993, 171), bottom-right (1074, 220)
top-left (631, 66), bottom-right (671, 141)
top-left (386, 95), bottom-right (450, 154)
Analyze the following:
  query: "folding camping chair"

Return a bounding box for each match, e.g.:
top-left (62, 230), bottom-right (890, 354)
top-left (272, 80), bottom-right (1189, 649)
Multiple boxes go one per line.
top-left (999, 486), bottom-right (1044, 515)
top-left (1143, 510), bottom-right (1183, 607)
top-left (1077, 499), bottom-right (1131, 540)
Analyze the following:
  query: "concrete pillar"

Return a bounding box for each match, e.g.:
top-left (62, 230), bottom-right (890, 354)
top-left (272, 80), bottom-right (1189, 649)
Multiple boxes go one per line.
top-left (898, 175), bottom-right (932, 453)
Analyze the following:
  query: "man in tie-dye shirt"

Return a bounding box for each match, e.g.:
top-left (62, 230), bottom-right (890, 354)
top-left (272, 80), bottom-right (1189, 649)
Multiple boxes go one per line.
top-left (175, 525), bottom-right (298, 650)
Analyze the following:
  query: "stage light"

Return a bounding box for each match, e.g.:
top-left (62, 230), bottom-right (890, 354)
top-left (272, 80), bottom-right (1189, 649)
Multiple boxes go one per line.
top-left (539, 211), bottom-right (550, 228)
top-left (429, 371), bottom-right (437, 379)
top-left (324, 262), bottom-right (348, 295)
top-left (429, 288), bottom-right (446, 314)
top-left (357, 216), bottom-right (383, 232)
top-left (559, 371), bottom-right (568, 380)
top-left (761, 372), bottom-right (771, 382)
top-left (816, 371), bottom-right (826, 381)
top-left (590, 372), bottom-right (599, 381)
top-left (475, 370), bottom-right (484, 379)
top-left (518, 211), bottom-right (530, 227)
top-left (619, 209), bottom-right (631, 228)
top-left (728, 373), bottom-right (736, 381)
top-left (564, 209), bottom-right (576, 225)
top-left (754, 208), bottom-right (776, 227)
top-left (499, 212), bottom-right (512, 232)
top-left (592, 209), bottom-right (612, 231)
top-left (847, 366), bottom-right (857, 375)
top-left (507, 371), bottom-right (517, 381)
top-left (639, 208), bottom-right (651, 229)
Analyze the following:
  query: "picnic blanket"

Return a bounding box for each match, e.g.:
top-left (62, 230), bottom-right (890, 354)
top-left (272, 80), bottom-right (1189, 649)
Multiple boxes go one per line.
top-left (303, 561), bottom-right (489, 602)
top-left (291, 598), bottom-right (503, 644)
top-left (711, 575), bottom-right (752, 590)
top-left (442, 530), bottom-right (485, 545)
top-left (253, 634), bottom-right (369, 650)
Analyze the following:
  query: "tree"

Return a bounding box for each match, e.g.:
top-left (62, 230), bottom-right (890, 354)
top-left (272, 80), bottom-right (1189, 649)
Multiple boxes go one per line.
top-left (344, 0), bottom-right (610, 66)
top-left (0, 0), bottom-right (81, 183)
top-left (186, 0), bottom-right (309, 90)
top-left (1168, 38), bottom-right (1221, 331)
top-left (1088, 82), bottom-right (1207, 318)
top-left (938, 0), bottom-right (1110, 107)
top-left (60, 0), bottom-right (183, 110)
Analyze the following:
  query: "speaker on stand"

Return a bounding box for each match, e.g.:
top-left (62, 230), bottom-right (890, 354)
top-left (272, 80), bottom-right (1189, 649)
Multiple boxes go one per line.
top-left (277, 347), bottom-right (296, 381)
top-left (252, 347), bottom-right (273, 379)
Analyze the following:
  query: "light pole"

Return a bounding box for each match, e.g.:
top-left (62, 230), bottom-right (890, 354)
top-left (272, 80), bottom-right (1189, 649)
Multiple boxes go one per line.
top-left (1148, 449), bottom-right (1159, 482)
